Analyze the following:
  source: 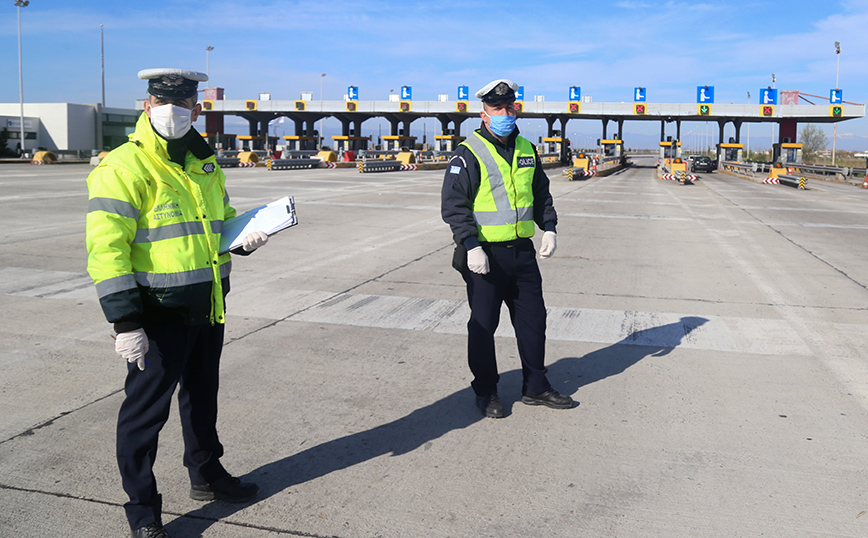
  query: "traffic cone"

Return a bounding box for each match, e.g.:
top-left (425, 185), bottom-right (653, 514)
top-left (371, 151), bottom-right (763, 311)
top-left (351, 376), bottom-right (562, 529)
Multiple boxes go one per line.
top-left (862, 174), bottom-right (868, 189)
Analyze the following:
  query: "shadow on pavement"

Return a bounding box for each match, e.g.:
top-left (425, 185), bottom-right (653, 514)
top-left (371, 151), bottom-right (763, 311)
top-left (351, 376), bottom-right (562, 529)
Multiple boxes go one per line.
top-left (168, 316), bottom-right (706, 536)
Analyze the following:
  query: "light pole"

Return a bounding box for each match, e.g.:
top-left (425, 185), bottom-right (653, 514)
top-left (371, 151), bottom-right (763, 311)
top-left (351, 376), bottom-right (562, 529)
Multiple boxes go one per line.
top-left (16, 0), bottom-right (29, 158)
top-left (746, 91), bottom-right (751, 160)
top-left (205, 46), bottom-right (213, 80)
top-left (100, 24), bottom-right (105, 107)
top-left (770, 74), bottom-right (777, 158)
top-left (319, 73), bottom-right (326, 149)
top-left (833, 41), bottom-right (841, 166)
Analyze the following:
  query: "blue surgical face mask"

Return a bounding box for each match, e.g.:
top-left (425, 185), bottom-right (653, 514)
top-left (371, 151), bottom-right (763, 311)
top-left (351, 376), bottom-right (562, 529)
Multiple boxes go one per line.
top-left (484, 111), bottom-right (516, 137)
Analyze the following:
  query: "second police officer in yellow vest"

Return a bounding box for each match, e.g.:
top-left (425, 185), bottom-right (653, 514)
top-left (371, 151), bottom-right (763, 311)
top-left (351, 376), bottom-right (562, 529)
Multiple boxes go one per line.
top-left (441, 79), bottom-right (575, 418)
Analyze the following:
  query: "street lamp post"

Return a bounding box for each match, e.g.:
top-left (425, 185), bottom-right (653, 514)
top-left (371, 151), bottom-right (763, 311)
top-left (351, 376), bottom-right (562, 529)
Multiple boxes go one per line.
top-left (319, 73), bottom-right (326, 149)
top-left (833, 41), bottom-right (841, 166)
top-left (15, 0), bottom-right (29, 158)
top-left (100, 24), bottom-right (105, 107)
top-left (746, 91), bottom-right (751, 160)
top-left (771, 74), bottom-right (776, 157)
top-left (206, 46), bottom-right (214, 80)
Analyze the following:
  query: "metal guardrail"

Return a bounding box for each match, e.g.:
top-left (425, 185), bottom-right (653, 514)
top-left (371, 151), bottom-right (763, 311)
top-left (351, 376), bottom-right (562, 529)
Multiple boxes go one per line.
top-left (267, 158), bottom-right (319, 170)
top-left (786, 163), bottom-right (847, 179)
top-left (216, 157), bottom-right (240, 168)
top-left (282, 150), bottom-right (319, 159)
top-left (359, 160), bottom-right (403, 173)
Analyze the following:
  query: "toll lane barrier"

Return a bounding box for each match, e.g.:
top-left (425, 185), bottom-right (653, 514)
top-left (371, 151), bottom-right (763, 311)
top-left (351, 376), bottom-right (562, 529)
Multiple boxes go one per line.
top-left (566, 168), bottom-right (597, 180)
top-left (660, 173), bottom-right (697, 184)
top-left (359, 160), bottom-right (403, 173)
top-left (267, 158), bottom-right (319, 170)
top-left (764, 174), bottom-right (807, 189)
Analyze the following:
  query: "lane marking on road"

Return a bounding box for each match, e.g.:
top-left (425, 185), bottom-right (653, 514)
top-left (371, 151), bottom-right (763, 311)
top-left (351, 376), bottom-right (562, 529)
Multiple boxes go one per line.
top-left (2, 267), bottom-right (815, 356)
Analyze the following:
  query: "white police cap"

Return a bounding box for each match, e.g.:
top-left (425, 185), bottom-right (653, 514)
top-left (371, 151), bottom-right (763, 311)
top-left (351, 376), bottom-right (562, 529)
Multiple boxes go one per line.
top-left (475, 79), bottom-right (519, 103)
top-left (137, 68), bottom-right (208, 100)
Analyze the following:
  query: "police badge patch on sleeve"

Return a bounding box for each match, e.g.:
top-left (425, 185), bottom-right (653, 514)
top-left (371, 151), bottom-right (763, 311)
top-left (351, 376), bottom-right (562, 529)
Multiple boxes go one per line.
top-left (203, 163), bottom-right (216, 173)
top-left (517, 156), bottom-right (534, 168)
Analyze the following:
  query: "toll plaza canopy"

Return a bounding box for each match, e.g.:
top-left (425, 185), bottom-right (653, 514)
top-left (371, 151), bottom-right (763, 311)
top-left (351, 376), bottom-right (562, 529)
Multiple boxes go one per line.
top-left (185, 96), bottom-right (865, 151)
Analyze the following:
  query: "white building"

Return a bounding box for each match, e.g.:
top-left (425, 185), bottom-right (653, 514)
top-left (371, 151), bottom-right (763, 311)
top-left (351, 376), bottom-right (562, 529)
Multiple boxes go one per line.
top-left (0, 103), bottom-right (138, 156)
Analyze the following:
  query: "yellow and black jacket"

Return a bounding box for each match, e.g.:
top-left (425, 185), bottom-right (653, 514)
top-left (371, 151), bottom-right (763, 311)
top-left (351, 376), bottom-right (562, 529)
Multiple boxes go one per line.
top-left (86, 112), bottom-right (236, 331)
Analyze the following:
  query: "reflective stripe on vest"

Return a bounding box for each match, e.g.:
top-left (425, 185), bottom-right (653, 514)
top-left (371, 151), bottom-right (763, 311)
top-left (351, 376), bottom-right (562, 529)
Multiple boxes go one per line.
top-left (462, 132), bottom-right (536, 242)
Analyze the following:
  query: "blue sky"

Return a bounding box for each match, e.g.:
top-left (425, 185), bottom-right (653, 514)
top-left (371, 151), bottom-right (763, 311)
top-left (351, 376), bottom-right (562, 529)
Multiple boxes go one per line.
top-left (3, 0), bottom-right (868, 150)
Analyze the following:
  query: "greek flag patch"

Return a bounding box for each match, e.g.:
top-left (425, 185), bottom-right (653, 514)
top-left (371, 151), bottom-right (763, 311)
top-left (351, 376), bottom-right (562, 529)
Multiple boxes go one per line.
top-left (517, 156), bottom-right (534, 168)
top-left (450, 165), bottom-right (461, 175)
top-left (203, 163), bottom-right (215, 174)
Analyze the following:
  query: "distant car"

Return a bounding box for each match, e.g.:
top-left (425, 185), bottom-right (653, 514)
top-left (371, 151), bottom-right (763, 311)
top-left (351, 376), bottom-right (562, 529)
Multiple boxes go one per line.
top-left (691, 155), bottom-right (714, 173)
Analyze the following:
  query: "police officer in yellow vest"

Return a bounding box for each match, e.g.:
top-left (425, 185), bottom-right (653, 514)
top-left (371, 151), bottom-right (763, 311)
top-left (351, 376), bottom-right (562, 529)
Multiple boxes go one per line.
top-left (86, 68), bottom-right (266, 538)
top-left (441, 79), bottom-right (574, 418)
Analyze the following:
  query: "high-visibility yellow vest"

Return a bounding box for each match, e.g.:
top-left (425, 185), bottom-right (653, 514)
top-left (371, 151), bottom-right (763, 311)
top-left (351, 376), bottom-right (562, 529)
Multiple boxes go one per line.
top-left (86, 112), bottom-right (235, 325)
top-left (461, 131), bottom-right (536, 242)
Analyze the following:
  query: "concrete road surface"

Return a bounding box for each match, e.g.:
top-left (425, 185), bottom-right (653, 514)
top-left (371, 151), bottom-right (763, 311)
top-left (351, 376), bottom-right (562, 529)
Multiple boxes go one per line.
top-left (2, 157), bottom-right (868, 537)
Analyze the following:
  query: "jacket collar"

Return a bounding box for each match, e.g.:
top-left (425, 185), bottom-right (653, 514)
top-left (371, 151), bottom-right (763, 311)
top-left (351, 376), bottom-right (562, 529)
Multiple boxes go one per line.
top-left (129, 112), bottom-right (214, 165)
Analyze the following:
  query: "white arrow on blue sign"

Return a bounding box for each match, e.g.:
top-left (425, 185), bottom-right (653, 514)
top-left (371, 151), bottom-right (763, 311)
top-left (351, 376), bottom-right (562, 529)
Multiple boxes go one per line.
top-left (458, 86), bottom-right (468, 100)
top-left (401, 86), bottom-right (412, 100)
top-left (830, 89), bottom-right (843, 104)
top-left (634, 87), bottom-right (646, 102)
top-left (760, 88), bottom-right (777, 105)
top-left (697, 86), bottom-right (714, 103)
top-left (347, 86), bottom-right (358, 100)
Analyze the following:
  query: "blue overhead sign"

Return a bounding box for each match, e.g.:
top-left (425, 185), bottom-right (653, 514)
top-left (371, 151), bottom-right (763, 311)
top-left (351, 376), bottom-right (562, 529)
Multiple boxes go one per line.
top-left (516, 86), bottom-right (524, 100)
top-left (697, 86), bottom-right (714, 103)
top-left (458, 85), bottom-right (469, 100)
top-left (634, 87), bottom-right (646, 102)
top-left (830, 89), bottom-right (843, 104)
top-left (347, 86), bottom-right (358, 100)
top-left (760, 88), bottom-right (777, 105)
top-left (401, 86), bottom-right (412, 100)
top-left (569, 86), bottom-right (581, 101)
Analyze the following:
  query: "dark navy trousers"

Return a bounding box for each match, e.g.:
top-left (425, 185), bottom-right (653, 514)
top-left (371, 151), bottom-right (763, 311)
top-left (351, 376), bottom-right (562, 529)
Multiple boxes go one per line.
top-left (117, 321), bottom-right (229, 529)
top-left (460, 238), bottom-right (552, 397)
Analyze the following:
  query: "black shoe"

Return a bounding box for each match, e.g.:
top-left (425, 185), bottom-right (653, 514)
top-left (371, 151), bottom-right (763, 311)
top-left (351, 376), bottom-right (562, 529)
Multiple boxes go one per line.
top-left (190, 475), bottom-right (259, 503)
top-left (521, 389), bottom-right (574, 409)
top-left (131, 521), bottom-right (171, 538)
top-left (475, 394), bottom-right (504, 418)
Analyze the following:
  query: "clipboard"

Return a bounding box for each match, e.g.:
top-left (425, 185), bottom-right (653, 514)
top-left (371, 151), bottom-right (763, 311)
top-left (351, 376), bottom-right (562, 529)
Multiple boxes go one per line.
top-left (219, 196), bottom-right (297, 254)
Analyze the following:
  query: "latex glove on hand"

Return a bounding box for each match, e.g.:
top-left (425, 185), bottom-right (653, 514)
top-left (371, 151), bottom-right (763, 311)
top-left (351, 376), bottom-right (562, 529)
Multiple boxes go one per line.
top-left (539, 231), bottom-right (557, 258)
top-left (242, 230), bottom-right (268, 252)
top-left (466, 246), bottom-right (489, 274)
top-left (115, 328), bottom-right (149, 371)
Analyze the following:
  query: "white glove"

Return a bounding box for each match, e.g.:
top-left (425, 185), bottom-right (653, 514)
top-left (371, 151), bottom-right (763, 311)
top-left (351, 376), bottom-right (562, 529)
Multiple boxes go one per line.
top-left (539, 231), bottom-right (557, 258)
top-left (466, 246), bottom-right (489, 274)
top-left (242, 230), bottom-right (268, 252)
top-left (115, 328), bottom-right (149, 371)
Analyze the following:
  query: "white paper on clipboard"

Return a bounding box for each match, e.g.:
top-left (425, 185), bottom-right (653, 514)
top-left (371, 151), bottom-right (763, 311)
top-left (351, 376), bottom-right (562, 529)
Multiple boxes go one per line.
top-left (219, 196), bottom-right (297, 254)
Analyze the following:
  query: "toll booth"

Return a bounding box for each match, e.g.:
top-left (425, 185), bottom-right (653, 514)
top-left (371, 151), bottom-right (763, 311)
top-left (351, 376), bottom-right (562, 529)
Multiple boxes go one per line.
top-left (542, 136), bottom-right (564, 155)
top-left (382, 135), bottom-right (417, 151)
top-left (600, 139), bottom-right (623, 159)
top-left (718, 143), bottom-right (744, 164)
top-left (331, 136), bottom-right (369, 152)
top-left (237, 135), bottom-right (266, 151)
top-left (434, 134), bottom-right (465, 152)
top-left (658, 140), bottom-right (681, 164)
top-left (283, 135), bottom-right (318, 151)
top-left (773, 142), bottom-right (803, 165)
top-left (200, 133), bottom-right (237, 151)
